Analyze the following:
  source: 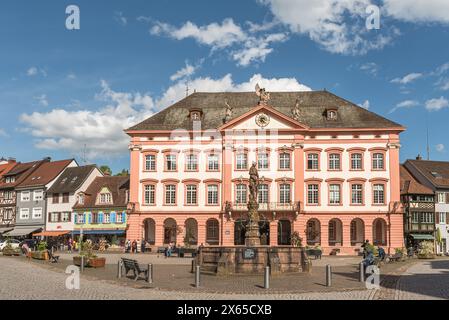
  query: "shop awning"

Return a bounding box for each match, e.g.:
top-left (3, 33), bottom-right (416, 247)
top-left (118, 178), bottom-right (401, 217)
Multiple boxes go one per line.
top-left (33, 231), bottom-right (70, 237)
top-left (410, 234), bottom-right (435, 240)
top-left (71, 230), bottom-right (126, 235)
top-left (3, 227), bottom-right (42, 237)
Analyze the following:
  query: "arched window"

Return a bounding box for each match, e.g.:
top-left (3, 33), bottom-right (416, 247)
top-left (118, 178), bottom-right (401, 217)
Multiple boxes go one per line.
top-left (163, 218), bottom-right (177, 244)
top-left (184, 218), bottom-right (198, 245)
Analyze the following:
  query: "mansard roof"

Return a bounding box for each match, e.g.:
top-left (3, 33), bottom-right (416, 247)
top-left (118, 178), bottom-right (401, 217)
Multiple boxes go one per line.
top-left (127, 91), bottom-right (403, 132)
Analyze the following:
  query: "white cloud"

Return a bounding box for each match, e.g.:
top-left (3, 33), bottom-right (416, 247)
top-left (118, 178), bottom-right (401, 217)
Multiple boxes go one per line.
top-left (383, 0), bottom-right (449, 23)
top-left (232, 33), bottom-right (288, 66)
top-left (170, 62), bottom-right (197, 81)
top-left (391, 73), bottom-right (423, 85)
top-left (360, 62), bottom-right (378, 76)
top-left (21, 81), bottom-right (155, 159)
top-left (34, 94), bottom-right (49, 107)
top-left (27, 67), bottom-right (47, 77)
top-left (436, 144), bottom-right (445, 153)
top-left (259, 0), bottom-right (398, 55)
top-left (0, 128), bottom-right (8, 137)
top-left (114, 11), bottom-right (127, 26)
top-left (150, 18), bottom-right (246, 50)
top-left (67, 73), bottom-right (76, 80)
top-left (389, 100), bottom-right (419, 113)
top-left (440, 79), bottom-right (449, 91)
top-left (27, 67), bottom-right (38, 76)
top-left (425, 97), bottom-right (449, 111)
top-left (358, 100), bottom-right (370, 109)
top-left (147, 18), bottom-right (288, 66)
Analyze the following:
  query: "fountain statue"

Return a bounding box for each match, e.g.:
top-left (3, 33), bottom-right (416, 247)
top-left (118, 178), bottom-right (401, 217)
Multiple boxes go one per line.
top-left (245, 162), bottom-right (261, 246)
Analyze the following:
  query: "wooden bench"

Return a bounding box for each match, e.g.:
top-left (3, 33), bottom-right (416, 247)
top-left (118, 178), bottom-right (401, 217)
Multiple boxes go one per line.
top-left (306, 249), bottom-right (322, 260)
top-left (178, 247), bottom-right (197, 258)
top-left (121, 258), bottom-right (149, 281)
top-left (157, 247), bottom-right (166, 254)
top-left (47, 250), bottom-right (60, 263)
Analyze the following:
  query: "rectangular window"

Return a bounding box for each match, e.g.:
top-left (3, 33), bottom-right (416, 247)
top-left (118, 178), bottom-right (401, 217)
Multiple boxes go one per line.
top-left (4, 209), bottom-right (13, 220)
top-left (258, 184), bottom-right (269, 204)
top-left (373, 184), bottom-right (385, 204)
top-left (144, 185), bottom-right (156, 205)
top-left (50, 212), bottom-right (59, 222)
top-left (280, 184), bottom-right (291, 204)
top-left (165, 185), bottom-right (176, 205)
top-left (100, 193), bottom-right (112, 204)
top-left (329, 154), bottom-right (341, 170)
top-left (437, 193), bottom-right (446, 204)
top-left (32, 208), bottom-right (43, 219)
top-left (412, 212), bottom-right (419, 223)
top-left (207, 154), bottom-right (219, 171)
top-left (186, 154), bottom-right (198, 171)
top-left (207, 185), bottom-right (219, 205)
top-left (236, 184), bottom-right (247, 204)
top-left (62, 193), bottom-right (70, 203)
top-left (21, 191), bottom-right (30, 202)
top-left (77, 213), bottom-right (85, 224)
top-left (307, 184), bottom-right (319, 205)
top-left (103, 213), bottom-right (110, 224)
top-left (421, 212), bottom-right (434, 224)
top-left (329, 184), bottom-right (341, 205)
top-left (61, 212), bottom-right (71, 222)
top-left (258, 153), bottom-right (269, 170)
top-left (145, 155), bottom-right (156, 171)
top-left (116, 213), bottom-right (123, 223)
top-left (307, 154), bottom-right (319, 170)
top-left (186, 185), bottom-right (198, 205)
top-left (351, 184), bottom-right (363, 205)
top-left (351, 153), bottom-right (362, 170)
top-left (236, 153), bottom-right (247, 170)
top-left (52, 193), bottom-right (59, 204)
top-left (19, 208), bottom-right (29, 219)
top-left (4, 191), bottom-right (13, 200)
top-left (166, 155), bottom-right (177, 171)
top-left (372, 153), bottom-right (385, 170)
top-left (91, 213), bottom-right (99, 224)
top-left (33, 190), bottom-right (44, 201)
top-left (279, 153), bottom-right (291, 170)
top-left (440, 212), bottom-right (446, 224)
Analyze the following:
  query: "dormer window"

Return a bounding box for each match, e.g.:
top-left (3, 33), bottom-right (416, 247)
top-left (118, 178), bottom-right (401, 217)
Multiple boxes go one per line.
top-left (99, 193), bottom-right (112, 204)
top-left (189, 109), bottom-right (203, 121)
top-left (5, 176), bottom-right (15, 183)
top-left (326, 109), bottom-right (338, 121)
top-left (78, 193), bottom-right (85, 205)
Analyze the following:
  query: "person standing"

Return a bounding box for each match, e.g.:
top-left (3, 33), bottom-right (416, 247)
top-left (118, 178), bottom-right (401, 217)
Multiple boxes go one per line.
top-left (132, 240), bottom-right (137, 254)
top-left (141, 240), bottom-right (146, 253)
top-left (67, 238), bottom-right (72, 253)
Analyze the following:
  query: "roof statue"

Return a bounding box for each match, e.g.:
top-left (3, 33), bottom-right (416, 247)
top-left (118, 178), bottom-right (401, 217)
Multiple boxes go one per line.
top-left (292, 98), bottom-right (301, 122)
top-left (223, 100), bottom-right (233, 124)
top-left (255, 84), bottom-right (270, 105)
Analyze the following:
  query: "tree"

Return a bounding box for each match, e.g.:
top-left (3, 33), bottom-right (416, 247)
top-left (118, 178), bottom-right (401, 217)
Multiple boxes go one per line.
top-left (115, 169), bottom-right (129, 177)
top-left (100, 165), bottom-right (112, 176)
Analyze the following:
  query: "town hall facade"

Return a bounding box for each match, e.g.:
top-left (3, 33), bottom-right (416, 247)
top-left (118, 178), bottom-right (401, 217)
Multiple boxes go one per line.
top-left (125, 89), bottom-right (405, 255)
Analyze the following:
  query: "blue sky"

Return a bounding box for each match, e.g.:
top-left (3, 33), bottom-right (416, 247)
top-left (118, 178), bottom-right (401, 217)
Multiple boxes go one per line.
top-left (0, 0), bottom-right (448, 173)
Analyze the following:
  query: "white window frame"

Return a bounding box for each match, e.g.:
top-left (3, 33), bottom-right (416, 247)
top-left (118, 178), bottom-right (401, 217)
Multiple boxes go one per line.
top-left (165, 185), bottom-right (176, 205)
top-left (373, 184), bottom-right (385, 205)
top-left (329, 154), bottom-right (341, 170)
top-left (307, 184), bottom-right (319, 204)
top-left (33, 190), bottom-right (44, 201)
top-left (279, 153), bottom-right (291, 170)
top-left (258, 153), bottom-right (269, 170)
top-left (207, 154), bottom-right (219, 171)
top-left (351, 184), bottom-right (363, 205)
top-left (20, 208), bottom-right (30, 219)
top-left (145, 154), bottom-right (156, 171)
top-left (144, 185), bottom-right (156, 205)
top-left (186, 185), bottom-right (198, 205)
top-left (329, 184), bottom-right (341, 205)
top-left (258, 184), bottom-right (269, 204)
top-left (351, 153), bottom-right (362, 170)
top-left (236, 184), bottom-right (247, 204)
top-left (236, 153), bottom-right (247, 170)
top-left (207, 185), bottom-right (219, 205)
top-left (32, 207), bottom-right (43, 219)
top-left (21, 191), bottom-right (30, 202)
top-left (279, 184), bottom-right (291, 204)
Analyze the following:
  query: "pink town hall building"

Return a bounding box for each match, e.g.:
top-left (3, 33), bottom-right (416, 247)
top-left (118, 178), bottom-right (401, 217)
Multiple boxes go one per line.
top-left (125, 89), bottom-right (405, 255)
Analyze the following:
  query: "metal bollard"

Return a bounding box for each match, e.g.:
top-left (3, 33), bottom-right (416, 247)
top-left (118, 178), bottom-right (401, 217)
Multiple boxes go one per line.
top-left (117, 260), bottom-right (122, 278)
top-left (195, 266), bottom-right (201, 288)
top-left (326, 265), bottom-right (332, 287)
top-left (80, 256), bottom-right (84, 273)
top-left (359, 262), bottom-right (365, 282)
top-left (264, 266), bottom-right (270, 289)
top-left (147, 264), bottom-right (153, 284)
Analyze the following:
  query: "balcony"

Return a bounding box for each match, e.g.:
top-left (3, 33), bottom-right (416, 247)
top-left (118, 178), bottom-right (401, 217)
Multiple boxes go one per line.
top-left (227, 202), bottom-right (300, 212)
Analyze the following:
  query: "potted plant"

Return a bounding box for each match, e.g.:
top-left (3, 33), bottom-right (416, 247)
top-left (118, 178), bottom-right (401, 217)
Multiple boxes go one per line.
top-left (2, 239), bottom-right (20, 256)
top-left (418, 241), bottom-right (435, 259)
top-left (73, 240), bottom-right (106, 268)
top-left (31, 241), bottom-right (49, 260)
top-left (291, 232), bottom-right (303, 247)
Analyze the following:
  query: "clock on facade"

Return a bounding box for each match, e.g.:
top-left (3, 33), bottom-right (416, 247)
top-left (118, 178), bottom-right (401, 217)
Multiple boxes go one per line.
top-left (255, 113), bottom-right (270, 128)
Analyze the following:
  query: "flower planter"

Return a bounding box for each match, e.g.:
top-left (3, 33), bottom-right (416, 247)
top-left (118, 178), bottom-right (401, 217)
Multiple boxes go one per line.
top-left (2, 249), bottom-right (20, 256)
top-left (88, 257), bottom-right (106, 268)
top-left (73, 256), bottom-right (89, 267)
top-left (31, 251), bottom-right (49, 260)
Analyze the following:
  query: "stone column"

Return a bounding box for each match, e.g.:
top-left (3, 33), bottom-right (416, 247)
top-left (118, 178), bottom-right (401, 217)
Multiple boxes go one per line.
top-left (155, 223), bottom-right (164, 246)
top-left (293, 138), bottom-right (305, 206)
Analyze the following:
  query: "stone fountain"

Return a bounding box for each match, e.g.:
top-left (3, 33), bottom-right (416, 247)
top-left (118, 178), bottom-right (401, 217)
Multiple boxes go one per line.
top-left (196, 164), bottom-right (310, 275)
